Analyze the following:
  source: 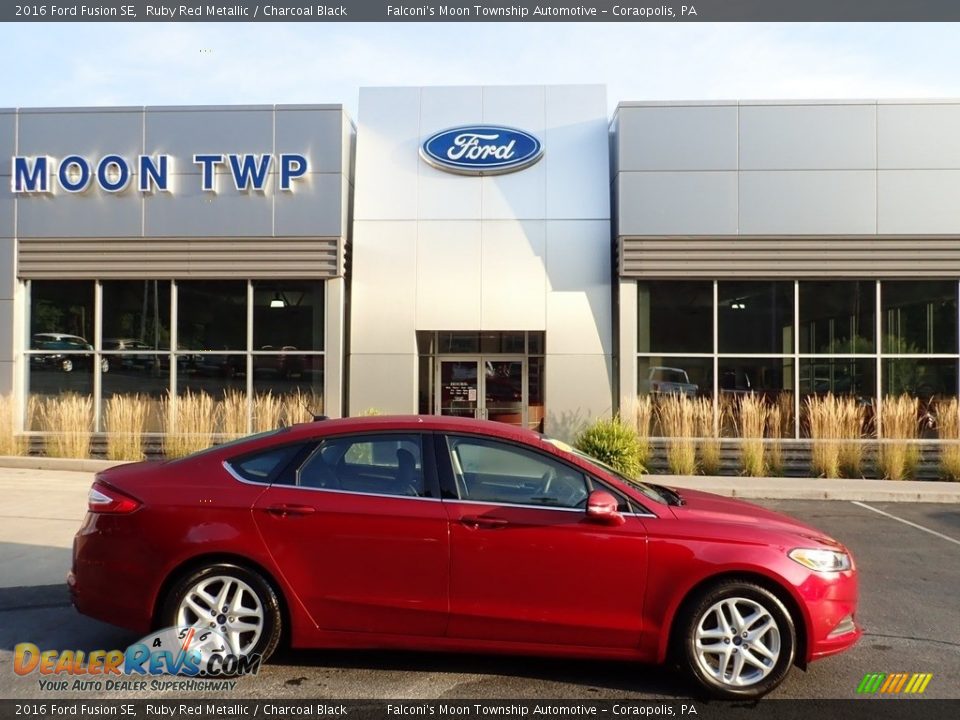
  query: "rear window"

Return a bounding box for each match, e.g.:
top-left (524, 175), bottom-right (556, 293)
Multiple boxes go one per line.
top-left (226, 444), bottom-right (304, 484)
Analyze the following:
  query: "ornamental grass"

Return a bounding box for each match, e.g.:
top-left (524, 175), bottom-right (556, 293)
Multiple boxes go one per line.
top-left (634, 396), bottom-right (654, 471)
top-left (253, 392), bottom-right (284, 433)
top-left (805, 394), bottom-right (842, 478)
top-left (104, 394), bottom-right (150, 461)
top-left (0, 393), bottom-right (30, 456)
top-left (935, 398), bottom-right (960, 481)
top-left (878, 395), bottom-right (920, 481)
top-left (737, 394), bottom-right (768, 477)
top-left (692, 397), bottom-right (722, 476)
top-left (219, 389), bottom-right (249, 440)
top-left (657, 393), bottom-right (696, 475)
top-left (766, 404), bottom-right (784, 477)
top-left (40, 393), bottom-right (93, 459)
top-left (163, 390), bottom-right (216, 458)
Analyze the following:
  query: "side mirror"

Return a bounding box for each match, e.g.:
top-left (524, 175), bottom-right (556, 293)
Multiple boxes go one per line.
top-left (585, 489), bottom-right (625, 525)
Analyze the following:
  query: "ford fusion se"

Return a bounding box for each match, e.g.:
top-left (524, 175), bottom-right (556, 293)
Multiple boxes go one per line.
top-left (69, 416), bottom-right (860, 698)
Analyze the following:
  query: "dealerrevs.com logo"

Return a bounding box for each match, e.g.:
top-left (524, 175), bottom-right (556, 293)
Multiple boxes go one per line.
top-left (14, 626), bottom-right (260, 692)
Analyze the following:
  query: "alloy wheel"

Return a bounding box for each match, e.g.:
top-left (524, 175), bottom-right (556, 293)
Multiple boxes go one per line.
top-left (693, 596), bottom-right (781, 688)
top-left (175, 575), bottom-right (265, 657)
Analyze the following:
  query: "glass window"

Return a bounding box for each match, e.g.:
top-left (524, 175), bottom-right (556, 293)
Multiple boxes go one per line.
top-left (177, 363), bottom-right (247, 399)
top-left (30, 281), bottom-right (95, 346)
top-left (438, 332), bottom-right (481, 354)
top-left (718, 281), bottom-right (794, 354)
top-left (883, 358), bottom-right (957, 399)
top-left (718, 358), bottom-right (794, 397)
top-left (227, 444), bottom-right (305, 485)
top-left (800, 358), bottom-right (876, 400)
top-left (638, 281), bottom-right (712, 353)
top-left (528, 356), bottom-right (545, 432)
top-left (101, 358), bottom-right (169, 432)
top-left (252, 281), bottom-right (324, 351)
top-left (177, 281), bottom-right (246, 351)
top-left (799, 281), bottom-right (875, 354)
top-left (638, 357), bottom-right (712, 397)
top-left (252, 355), bottom-right (324, 421)
top-left (446, 436), bottom-right (588, 509)
top-left (102, 280), bottom-right (171, 351)
top-left (298, 434), bottom-right (427, 497)
top-left (882, 281), bottom-right (957, 355)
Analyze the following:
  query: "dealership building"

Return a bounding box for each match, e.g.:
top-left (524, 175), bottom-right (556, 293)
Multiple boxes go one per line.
top-left (3, 87), bottom-right (960, 440)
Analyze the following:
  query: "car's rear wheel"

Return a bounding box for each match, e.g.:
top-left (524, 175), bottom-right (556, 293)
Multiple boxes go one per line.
top-left (61, 358), bottom-right (73, 373)
top-left (161, 564), bottom-right (282, 665)
top-left (680, 581), bottom-right (796, 699)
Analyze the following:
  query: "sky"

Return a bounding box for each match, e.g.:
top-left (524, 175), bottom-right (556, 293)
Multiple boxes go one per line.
top-left (1, 22), bottom-right (959, 114)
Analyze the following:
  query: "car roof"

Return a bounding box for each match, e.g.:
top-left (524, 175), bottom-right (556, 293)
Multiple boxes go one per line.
top-left (281, 414), bottom-right (544, 444)
top-left (34, 332), bottom-right (86, 340)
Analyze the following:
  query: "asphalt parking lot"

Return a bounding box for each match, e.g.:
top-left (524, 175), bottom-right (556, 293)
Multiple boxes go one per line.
top-left (0, 499), bottom-right (957, 701)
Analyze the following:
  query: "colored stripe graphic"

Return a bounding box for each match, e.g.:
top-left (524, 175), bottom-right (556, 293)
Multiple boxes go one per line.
top-left (857, 672), bottom-right (932, 694)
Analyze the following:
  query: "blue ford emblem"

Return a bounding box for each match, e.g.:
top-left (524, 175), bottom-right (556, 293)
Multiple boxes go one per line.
top-left (420, 125), bottom-right (544, 175)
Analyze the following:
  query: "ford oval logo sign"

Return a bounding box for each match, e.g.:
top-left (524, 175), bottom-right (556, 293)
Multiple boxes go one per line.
top-left (420, 125), bottom-right (544, 176)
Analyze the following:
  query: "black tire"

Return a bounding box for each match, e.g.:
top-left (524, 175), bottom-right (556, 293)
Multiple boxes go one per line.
top-left (679, 581), bottom-right (796, 699)
top-left (160, 563), bottom-right (282, 667)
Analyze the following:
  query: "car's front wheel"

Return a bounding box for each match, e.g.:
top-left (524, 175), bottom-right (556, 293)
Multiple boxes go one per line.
top-left (161, 564), bottom-right (282, 667)
top-left (680, 581), bottom-right (796, 699)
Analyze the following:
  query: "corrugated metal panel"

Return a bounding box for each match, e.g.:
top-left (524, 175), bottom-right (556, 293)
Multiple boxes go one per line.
top-left (619, 236), bottom-right (960, 278)
top-left (18, 237), bottom-right (342, 279)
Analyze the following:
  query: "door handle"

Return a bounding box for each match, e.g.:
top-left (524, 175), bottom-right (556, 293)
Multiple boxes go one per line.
top-left (461, 515), bottom-right (509, 529)
top-left (266, 504), bottom-right (316, 517)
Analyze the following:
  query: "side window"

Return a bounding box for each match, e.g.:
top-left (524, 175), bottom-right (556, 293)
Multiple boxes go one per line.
top-left (447, 436), bottom-right (588, 509)
top-left (298, 434), bottom-right (428, 498)
top-left (226, 444), bottom-right (304, 485)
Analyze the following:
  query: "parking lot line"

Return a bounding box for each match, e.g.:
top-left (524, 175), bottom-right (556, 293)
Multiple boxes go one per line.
top-left (851, 501), bottom-right (960, 547)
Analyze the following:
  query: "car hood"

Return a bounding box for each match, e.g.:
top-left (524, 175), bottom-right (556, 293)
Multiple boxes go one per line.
top-left (662, 487), bottom-right (843, 547)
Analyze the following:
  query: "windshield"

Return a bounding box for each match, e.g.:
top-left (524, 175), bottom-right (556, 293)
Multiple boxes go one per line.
top-left (542, 437), bottom-right (669, 505)
top-left (652, 368), bottom-right (686, 383)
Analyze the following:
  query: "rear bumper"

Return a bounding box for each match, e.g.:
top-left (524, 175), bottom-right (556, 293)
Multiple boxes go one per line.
top-left (68, 514), bottom-right (154, 635)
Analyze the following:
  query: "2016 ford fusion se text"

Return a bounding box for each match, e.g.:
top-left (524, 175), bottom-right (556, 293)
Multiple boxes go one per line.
top-left (68, 415), bottom-right (861, 698)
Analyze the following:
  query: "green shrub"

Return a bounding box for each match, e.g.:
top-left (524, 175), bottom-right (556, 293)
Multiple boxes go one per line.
top-left (574, 416), bottom-right (645, 479)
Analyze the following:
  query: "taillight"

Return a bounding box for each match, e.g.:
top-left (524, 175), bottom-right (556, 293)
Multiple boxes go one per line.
top-left (88, 482), bottom-right (141, 514)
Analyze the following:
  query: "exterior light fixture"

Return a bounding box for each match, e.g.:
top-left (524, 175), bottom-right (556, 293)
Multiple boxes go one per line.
top-left (270, 292), bottom-right (286, 308)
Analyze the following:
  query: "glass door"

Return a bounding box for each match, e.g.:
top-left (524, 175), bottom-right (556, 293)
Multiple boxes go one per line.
top-left (483, 359), bottom-right (525, 427)
top-left (436, 356), bottom-right (527, 426)
top-left (438, 359), bottom-right (480, 419)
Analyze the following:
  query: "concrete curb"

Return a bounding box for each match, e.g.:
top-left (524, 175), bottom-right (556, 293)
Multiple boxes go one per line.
top-left (0, 456), bottom-right (132, 473)
top-left (658, 475), bottom-right (960, 503)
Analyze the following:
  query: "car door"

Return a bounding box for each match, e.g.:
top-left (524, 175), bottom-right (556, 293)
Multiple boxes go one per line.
top-left (438, 434), bottom-right (649, 649)
top-left (251, 432), bottom-right (449, 636)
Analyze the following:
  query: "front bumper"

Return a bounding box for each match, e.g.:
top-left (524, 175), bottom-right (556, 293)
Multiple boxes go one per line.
top-left (801, 567), bottom-right (862, 662)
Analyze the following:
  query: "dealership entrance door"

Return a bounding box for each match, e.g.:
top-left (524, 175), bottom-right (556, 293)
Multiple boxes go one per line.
top-left (418, 332), bottom-right (545, 431)
top-left (437, 357), bottom-right (527, 426)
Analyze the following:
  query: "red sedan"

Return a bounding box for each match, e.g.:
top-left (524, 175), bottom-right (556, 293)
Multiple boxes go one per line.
top-left (68, 416), bottom-right (860, 698)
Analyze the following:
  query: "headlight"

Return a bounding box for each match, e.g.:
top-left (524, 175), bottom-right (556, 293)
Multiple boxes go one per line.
top-left (788, 548), bottom-right (851, 572)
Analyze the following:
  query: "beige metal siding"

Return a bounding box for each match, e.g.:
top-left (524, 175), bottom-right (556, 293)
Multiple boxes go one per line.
top-left (18, 237), bottom-right (341, 279)
top-left (620, 236), bottom-right (960, 278)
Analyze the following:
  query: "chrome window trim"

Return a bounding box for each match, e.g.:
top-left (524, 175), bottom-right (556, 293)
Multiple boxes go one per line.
top-left (280, 485), bottom-right (442, 502)
top-left (446, 497), bottom-right (657, 518)
top-left (223, 461), bottom-right (656, 514)
top-left (223, 460), bottom-right (268, 487)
